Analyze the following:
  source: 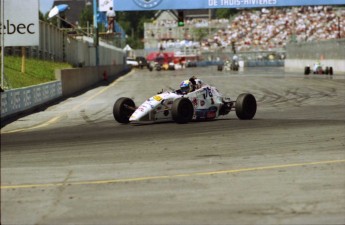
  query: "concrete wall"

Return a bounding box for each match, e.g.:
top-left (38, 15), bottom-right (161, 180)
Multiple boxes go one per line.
top-left (55, 65), bottom-right (127, 97)
top-left (285, 39), bottom-right (345, 74)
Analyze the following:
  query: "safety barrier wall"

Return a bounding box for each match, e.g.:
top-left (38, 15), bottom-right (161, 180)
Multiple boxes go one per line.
top-left (1, 81), bottom-right (62, 120)
top-left (56, 65), bottom-right (127, 97)
top-left (285, 39), bottom-right (345, 73)
top-left (0, 65), bottom-right (128, 121)
top-left (286, 39), bottom-right (345, 60)
top-left (246, 60), bottom-right (284, 67)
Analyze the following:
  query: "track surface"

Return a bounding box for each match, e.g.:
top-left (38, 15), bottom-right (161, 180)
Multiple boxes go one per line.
top-left (1, 67), bottom-right (345, 225)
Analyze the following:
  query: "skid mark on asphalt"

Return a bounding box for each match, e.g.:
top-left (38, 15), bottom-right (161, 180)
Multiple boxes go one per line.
top-left (1, 159), bottom-right (344, 190)
top-left (1, 71), bottom-right (135, 134)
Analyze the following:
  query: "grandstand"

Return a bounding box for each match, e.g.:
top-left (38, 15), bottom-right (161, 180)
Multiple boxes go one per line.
top-left (144, 6), bottom-right (345, 54)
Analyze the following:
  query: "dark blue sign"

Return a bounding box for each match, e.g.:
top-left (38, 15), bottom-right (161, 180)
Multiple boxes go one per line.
top-left (115, 0), bottom-right (344, 11)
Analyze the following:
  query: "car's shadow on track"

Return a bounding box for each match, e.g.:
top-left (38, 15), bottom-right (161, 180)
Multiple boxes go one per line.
top-left (123, 116), bottom-right (344, 129)
top-left (128, 117), bottom-right (238, 126)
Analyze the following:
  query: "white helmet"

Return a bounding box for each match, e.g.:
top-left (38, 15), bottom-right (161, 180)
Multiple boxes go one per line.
top-left (194, 79), bottom-right (204, 89)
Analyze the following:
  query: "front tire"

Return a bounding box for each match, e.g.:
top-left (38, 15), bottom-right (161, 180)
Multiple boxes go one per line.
top-left (304, 66), bottom-right (310, 75)
top-left (235, 93), bottom-right (257, 120)
top-left (113, 97), bottom-right (135, 124)
top-left (172, 98), bottom-right (194, 124)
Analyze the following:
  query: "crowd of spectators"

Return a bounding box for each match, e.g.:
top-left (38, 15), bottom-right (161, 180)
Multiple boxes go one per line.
top-left (145, 6), bottom-right (344, 52)
top-left (200, 6), bottom-right (345, 51)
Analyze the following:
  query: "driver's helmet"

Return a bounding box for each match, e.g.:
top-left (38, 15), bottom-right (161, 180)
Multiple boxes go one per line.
top-left (180, 80), bottom-right (192, 94)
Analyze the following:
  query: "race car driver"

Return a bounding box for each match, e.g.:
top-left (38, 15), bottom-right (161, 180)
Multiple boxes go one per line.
top-left (179, 80), bottom-right (193, 94)
top-left (178, 76), bottom-right (205, 95)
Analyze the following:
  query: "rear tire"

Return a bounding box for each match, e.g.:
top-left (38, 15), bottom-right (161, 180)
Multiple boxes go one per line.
top-left (218, 65), bottom-right (223, 71)
top-left (113, 97), bottom-right (135, 124)
top-left (325, 67), bottom-right (329, 75)
top-left (172, 98), bottom-right (194, 124)
top-left (235, 93), bottom-right (257, 120)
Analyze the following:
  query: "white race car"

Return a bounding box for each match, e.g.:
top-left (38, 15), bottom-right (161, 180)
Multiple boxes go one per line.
top-left (113, 82), bottom-right (257, 124)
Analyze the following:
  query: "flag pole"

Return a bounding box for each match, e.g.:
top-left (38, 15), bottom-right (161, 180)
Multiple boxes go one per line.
top-left (1, 0), bottom-right (5, 89)
top-left (93, 0), bottom-right (99, 66)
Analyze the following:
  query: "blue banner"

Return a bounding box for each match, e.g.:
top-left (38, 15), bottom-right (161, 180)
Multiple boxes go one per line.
top-left (114, 0), bottom-right (344, 11)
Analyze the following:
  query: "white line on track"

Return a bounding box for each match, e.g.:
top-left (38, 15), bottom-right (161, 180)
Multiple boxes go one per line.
top-left (1, 159), bottom-right (344, 190)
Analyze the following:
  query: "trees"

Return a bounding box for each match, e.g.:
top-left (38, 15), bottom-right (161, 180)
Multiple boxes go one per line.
top-left (117, 11), bottom-right (155, 49)
top-left (79, 5), bottom-right (93, 28)
top-left (216, 8), bottom-right (238, 19)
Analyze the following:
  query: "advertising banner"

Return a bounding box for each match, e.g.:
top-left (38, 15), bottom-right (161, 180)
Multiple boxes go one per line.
top-left (115, 0), bottom-right (345, 11)
top-left (0, 0), bottom-right (39, 46)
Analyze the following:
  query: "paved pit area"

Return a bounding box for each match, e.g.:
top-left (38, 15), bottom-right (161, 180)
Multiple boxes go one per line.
top-left (1, 67), bottom-right (345, 224)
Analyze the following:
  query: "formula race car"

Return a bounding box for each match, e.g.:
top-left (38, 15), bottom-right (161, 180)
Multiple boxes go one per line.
top-left (304, 64), bottom-right (333, 75)
top-left (113, 82), bottom-right (257, 124)
top-left (217, 60), bottom-right (239, 72)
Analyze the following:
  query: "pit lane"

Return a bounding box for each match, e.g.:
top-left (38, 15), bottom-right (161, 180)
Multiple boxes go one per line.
top-left (1, 67), bottom-right (345, 224)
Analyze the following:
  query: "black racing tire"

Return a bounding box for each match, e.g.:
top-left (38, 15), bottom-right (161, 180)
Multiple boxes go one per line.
top-left (325, 67), bottom-right (329, 75)
top-left (113, 97), bottom-right (135, 124)
top-left (218, 65), bottom-right (223, 71)
top-left (329, 67), bottom-right (333, 75)
top-left (171, 98), bottom-right (194, 124)
top-left (168, 65), bottom-right (175, 70)
top-left (304, 66), bottom-right (310, 75)
top-left (235, 93), bottom-right (257, 120)
top-left (231, 62), bottom-right (239, 71)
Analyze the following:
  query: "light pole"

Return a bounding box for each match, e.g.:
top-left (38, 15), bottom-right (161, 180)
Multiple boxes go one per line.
top-left (93, 0), bottom-right (99, 66)
top-left (1, 0), bottom-right (5, 89)
top-left (304, 19), bottom-right (308, 42)
top-left (336, 10), bottom-right (341, 39)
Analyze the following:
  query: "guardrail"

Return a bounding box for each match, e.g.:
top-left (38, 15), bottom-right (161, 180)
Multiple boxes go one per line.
top-left (1, 81), bottom-right (62, 121)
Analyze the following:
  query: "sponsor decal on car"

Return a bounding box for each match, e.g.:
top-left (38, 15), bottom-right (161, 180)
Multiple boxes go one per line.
top-left (195, 106), bottom-right (218, 120)
top-left (206, 106), bottom-right (218, 119)
top-left (153, 95), bottom-right (163, 101)
top-left (192, 98), bottom-right (198, 106)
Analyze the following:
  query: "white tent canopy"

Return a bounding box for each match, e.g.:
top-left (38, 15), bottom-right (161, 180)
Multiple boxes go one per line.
top-left (123, 44), bottom-right (134, 57)
top-left (123, 44), bottom-right (132, 51)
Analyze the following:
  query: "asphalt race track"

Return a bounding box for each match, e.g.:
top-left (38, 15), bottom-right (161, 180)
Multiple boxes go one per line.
top-left (1, 67), bottom-right (345, 225)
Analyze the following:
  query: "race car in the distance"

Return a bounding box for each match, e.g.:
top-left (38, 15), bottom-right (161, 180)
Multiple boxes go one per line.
top-left (304, 63), bottom-right (333, 75)
top-left (113, 82), bottom-right (257, 124)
